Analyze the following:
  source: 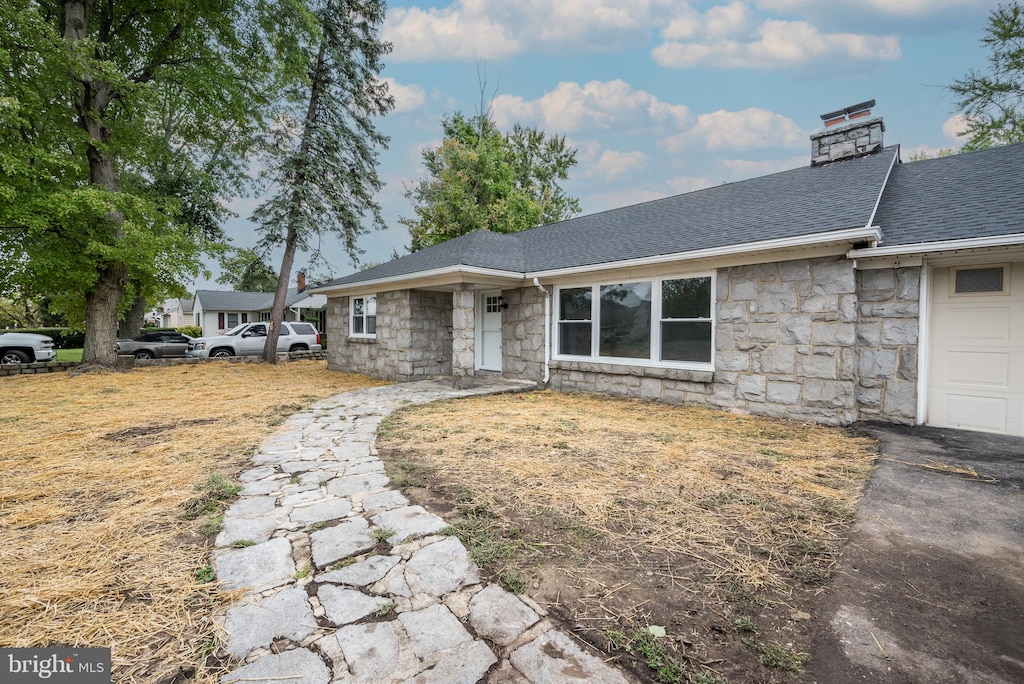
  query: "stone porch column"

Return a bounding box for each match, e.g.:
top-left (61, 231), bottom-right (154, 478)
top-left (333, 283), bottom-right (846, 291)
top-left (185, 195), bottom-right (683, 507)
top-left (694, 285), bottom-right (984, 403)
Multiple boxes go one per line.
top-left (451, 284), bottom-right (475, 388)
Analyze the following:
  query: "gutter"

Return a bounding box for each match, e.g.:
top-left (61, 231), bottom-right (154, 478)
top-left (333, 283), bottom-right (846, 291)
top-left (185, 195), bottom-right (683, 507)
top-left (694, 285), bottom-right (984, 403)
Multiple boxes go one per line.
top-left (847, 233), bottom-right (1024, 259)
top-left (533, 278), bottom-right (551, 384)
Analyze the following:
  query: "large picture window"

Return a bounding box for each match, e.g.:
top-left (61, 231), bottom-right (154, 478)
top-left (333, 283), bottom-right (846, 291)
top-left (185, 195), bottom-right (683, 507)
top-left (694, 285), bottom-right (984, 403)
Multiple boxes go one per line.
top-left (554, 275), bottom-right (713, 368)
top-left (350, 295), bottom-right (377, 337)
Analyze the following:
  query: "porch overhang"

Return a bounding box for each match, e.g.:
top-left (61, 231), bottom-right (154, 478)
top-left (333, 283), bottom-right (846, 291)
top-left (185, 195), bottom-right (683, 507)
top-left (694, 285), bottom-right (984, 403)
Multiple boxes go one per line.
top-left (310, 265), bottom-right (527, 298)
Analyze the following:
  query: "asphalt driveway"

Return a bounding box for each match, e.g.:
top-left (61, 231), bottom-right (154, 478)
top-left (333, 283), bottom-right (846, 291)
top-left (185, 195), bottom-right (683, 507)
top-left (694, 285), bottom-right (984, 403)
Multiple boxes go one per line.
top-left (812, 423), bottom-right (1024, 683)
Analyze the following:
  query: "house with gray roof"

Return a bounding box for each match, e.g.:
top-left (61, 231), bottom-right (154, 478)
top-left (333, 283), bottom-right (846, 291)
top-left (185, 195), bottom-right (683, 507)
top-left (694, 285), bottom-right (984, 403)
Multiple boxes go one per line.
top-left (312, 108), bottom-right (1024, 437)
top-left (193, 273), bottom-right (327, 336)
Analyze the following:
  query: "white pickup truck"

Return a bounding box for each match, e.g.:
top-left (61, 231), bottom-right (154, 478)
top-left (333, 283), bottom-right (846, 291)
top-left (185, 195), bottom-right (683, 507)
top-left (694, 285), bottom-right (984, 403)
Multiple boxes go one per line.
top-left (0, 331), bottom-right (58, 364)
top-left (185, 321), bottom-right (322, 358)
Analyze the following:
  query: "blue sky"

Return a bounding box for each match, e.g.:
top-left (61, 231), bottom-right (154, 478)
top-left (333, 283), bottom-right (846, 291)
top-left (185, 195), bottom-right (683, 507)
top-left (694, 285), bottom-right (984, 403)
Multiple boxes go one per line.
top-left (208, 0), bottom-right (999, 290)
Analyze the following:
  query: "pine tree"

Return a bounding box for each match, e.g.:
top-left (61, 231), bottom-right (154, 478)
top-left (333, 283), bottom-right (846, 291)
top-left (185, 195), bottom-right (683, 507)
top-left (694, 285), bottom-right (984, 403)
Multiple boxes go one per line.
top-left (251, 0), bottom-right (394, 362)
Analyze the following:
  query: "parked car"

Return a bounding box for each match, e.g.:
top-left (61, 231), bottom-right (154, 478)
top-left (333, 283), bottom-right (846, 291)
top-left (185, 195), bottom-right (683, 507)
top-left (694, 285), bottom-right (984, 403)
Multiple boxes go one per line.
top-left (0, 331), bottom-right (57, 364)
top-left (116, 331), bottom-right (193, 359)
top-left (186, 321), bottom-right (322, 359)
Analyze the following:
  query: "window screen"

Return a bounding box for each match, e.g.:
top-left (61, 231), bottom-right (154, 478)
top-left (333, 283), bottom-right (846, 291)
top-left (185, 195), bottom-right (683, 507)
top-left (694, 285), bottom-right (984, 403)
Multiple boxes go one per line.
top-left (955, 267), bottom-right (1004, 293)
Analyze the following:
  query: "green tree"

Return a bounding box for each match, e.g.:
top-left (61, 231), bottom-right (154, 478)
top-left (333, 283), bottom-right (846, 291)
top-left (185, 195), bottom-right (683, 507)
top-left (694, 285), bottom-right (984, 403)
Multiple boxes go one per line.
top-left (252, 0), bottom-right (394, 363)
top-left (950, 1), bottom-right (1024, 150)
top-left (401, 112), bottom-right (580, 252)
top-left (0, 0), bottom-right (294, 365)
top-left (217, 248), bottom-right (280, 292)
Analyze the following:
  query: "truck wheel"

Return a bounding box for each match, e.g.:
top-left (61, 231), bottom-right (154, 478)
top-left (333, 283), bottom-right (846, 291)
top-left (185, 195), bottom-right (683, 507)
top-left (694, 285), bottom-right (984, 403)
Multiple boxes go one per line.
top-left (211, 348), bottom-right (233, 358)
top-left (1, 350), bottom-right (29, 364)
top-left (289, 344), bottom-right (308, 352)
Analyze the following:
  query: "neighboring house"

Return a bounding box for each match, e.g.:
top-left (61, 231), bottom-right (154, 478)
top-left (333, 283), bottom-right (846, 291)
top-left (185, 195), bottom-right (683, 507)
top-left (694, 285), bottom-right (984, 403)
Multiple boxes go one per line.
top-left (193, 273), bottom-right (327, 336)
top-left (312, 105), bottom-right (1024, 437)
top-left (154, 298), bottom-right (194, 329)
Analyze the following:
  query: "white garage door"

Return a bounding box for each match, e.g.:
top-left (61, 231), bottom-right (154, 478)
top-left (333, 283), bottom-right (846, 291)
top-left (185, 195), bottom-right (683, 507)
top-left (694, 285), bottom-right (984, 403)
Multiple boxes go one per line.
top-left (928, 262), bottom-right (1024, 436)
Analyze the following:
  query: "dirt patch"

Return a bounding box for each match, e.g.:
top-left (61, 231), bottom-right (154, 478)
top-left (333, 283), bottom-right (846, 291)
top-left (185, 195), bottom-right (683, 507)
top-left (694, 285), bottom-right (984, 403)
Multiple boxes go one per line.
top-left (377, 390), bottom-right (876, 683)
top-left (0, 362), bottom-right (385, 683)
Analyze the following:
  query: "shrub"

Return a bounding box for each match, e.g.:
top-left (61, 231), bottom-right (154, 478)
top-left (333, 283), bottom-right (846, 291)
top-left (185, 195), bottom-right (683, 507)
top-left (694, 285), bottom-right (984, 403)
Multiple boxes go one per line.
top-left (7, 327), bottom-right (85, 348)
top-left (176, 325), bottom-right (202, 338)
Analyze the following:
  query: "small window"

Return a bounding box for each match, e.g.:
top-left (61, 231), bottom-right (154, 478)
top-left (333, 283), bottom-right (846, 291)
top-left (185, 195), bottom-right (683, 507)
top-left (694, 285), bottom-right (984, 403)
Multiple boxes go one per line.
top-left (558, 287), bottom-right (592, 356)
top-left (350, 295), bottom-right (377, 338)
top-left (954, 266), bottom-right (1005, 294)
top-left (290, 323), bottom-right (316, 335)
top-left (226, 312), bottom-right (239, 329)
top-left (485, 295), bottom-right (502, 313)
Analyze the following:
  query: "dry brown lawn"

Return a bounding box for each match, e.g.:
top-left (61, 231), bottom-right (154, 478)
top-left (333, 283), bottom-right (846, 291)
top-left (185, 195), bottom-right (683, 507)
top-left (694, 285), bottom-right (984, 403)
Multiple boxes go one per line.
top-left (0, 362), bottom-right (384, 683)
top-left (377, 391), bottom-right (878, 683)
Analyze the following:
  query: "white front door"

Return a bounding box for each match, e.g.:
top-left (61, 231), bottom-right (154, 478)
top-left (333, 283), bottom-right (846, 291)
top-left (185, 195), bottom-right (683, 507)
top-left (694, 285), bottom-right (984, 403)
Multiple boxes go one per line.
top-left (477, 290), bottom-right (503, 371)
top-left (928, 262), bottom-right (1024, 436)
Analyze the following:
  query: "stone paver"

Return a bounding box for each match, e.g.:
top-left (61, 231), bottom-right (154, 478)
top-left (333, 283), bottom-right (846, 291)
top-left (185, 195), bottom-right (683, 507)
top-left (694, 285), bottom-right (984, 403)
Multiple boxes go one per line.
top-left (220, 586), bottom-right (316, 658)
top-left (213, 378), bottom-right (635, 683)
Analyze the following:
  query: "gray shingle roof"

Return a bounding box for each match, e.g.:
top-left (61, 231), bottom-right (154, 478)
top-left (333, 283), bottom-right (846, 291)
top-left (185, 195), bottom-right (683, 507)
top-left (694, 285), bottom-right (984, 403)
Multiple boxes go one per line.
top-left (195, 288), bottom-right (322, 311)
top-left (318, 146), bottom-right (899, 289)
top-left (874, 142), bottom-right (1024, 247)
top-left (517, 147), bottom-right (897, 271)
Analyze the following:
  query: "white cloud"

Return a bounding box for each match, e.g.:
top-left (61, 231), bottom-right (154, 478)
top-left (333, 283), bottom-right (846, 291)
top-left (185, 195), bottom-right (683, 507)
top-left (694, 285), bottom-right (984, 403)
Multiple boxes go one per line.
top-left (942, 114), bottom-right (970, 141)
top-left (653, 18), bottom-right (900, 69)
top-left (755, 0), bottom-right (991, 18)
top-left (383, 0), bottom-right (673, 62)
top-left (663, 1), bottom-right (753, 40)
top-left (660, 108), bottom-right (806, 151)
top-left (588, 150), bottom-right (649, 181)
top-left (381, 78), bottom-right (427, 113)
top-left (492, 79), bottom-right (691, 134)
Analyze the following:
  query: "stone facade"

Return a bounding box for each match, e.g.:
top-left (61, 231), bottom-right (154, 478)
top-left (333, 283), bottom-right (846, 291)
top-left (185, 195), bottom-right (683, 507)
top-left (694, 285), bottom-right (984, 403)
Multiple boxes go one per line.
top-left (547, 256), bottom-right (862, 425)
top-left (327, 290), bottom-right (452, 382)
top-left (854, 267), bottom-right (920, 423)
top-left (500, 286), bottom-right (547, 382)
top-left (324, 255), bottom-right (924, 427)
top-left (451, 285), bottom-right (475, 388)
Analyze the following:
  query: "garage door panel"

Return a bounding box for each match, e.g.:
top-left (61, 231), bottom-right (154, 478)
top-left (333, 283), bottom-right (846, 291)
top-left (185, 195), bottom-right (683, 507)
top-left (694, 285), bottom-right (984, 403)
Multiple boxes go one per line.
top-left (947, 351), bottom-right (1009, 387)
top-left (928, 262), bottom-right (1024, 437)
top-left (948, 307), bottom-right (1012, 341)
top-left (943, 394), bottom-right (1008, 433)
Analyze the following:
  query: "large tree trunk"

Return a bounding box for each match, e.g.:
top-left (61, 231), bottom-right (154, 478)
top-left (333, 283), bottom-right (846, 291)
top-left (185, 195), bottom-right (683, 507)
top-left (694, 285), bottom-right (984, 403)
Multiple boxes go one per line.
top-left (262, 230), bottom-right (299, 364)
top-left (118, 294), bottom-right (147, 339)
top-left (64, 0), bottom-right (128, 366)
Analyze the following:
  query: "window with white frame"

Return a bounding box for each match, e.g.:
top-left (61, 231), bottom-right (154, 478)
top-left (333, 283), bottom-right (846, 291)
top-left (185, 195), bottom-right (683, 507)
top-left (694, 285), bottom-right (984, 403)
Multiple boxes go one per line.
top-left (350, 295), bottom-right (377, 337)
top-left (554, 275), bottom-right (713, 368)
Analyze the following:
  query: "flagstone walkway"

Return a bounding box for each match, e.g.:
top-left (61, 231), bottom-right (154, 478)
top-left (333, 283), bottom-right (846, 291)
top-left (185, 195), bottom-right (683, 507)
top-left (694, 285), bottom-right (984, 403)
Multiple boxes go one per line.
top-left (212, 377), bottom-right (633, 684)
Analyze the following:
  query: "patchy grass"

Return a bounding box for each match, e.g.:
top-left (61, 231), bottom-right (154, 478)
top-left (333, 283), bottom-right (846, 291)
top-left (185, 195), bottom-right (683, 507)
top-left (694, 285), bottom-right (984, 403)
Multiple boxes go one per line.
top-left (0, 362), bottom-right (385, 683)
top-left (377, 390), bottom-right (876, 682)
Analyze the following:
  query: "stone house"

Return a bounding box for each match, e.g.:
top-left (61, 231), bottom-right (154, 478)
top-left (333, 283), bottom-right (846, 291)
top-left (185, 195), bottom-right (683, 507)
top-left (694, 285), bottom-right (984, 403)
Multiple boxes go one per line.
top-left (312, 107), bottom-right (1024, 437)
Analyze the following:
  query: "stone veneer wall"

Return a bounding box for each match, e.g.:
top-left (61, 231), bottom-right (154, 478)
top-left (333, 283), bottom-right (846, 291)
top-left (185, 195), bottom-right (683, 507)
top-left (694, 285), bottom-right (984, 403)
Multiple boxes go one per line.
top-left (548, 256), bottom-right (862, 425)
top-left (326, 290), bottom-right (452, 381)
top-left (854, 267), bottom-right (920, 423)
top-left (501, 286), bottom-right (547, 382)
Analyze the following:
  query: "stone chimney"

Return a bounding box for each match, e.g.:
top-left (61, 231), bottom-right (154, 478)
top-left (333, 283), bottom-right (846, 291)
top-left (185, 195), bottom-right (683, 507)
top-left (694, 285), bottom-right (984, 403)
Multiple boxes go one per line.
top-left (297, 270), bottom-right (306, 293)
top-left (810, 99), bottom-right (884, 166)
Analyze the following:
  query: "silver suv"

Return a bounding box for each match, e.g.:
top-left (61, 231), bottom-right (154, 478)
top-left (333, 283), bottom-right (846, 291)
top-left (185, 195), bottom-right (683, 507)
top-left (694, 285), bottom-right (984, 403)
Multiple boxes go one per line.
top-left (0, 332), bottom-right (57, 364)
top-left (186, 321), bottom-right (322, 359)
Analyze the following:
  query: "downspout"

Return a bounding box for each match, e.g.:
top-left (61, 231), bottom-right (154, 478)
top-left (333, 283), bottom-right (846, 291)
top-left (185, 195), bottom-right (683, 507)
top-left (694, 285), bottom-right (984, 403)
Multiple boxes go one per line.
top-left (533, 278), bottom-right (550, 384)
